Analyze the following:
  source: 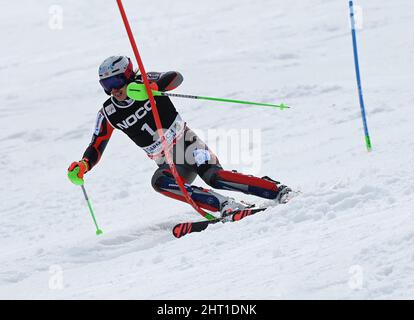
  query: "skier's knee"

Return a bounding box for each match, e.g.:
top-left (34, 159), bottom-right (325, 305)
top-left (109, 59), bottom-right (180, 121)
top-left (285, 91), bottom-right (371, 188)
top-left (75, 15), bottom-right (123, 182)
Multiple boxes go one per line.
top-left (200, 166), bottom-right (222, 188)
top-left (151, 167), bottom-right (172, 192)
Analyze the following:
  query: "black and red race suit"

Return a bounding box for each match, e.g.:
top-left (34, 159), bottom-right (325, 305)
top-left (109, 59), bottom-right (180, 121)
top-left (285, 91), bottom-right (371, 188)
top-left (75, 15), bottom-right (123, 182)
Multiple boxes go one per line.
top-left (81, 71), bottom-right (283, 213)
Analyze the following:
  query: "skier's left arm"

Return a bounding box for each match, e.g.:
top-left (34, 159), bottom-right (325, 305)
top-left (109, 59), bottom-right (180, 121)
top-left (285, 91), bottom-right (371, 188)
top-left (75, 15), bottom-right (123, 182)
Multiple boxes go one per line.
top-left (147, 71), bottom-right (184, 92)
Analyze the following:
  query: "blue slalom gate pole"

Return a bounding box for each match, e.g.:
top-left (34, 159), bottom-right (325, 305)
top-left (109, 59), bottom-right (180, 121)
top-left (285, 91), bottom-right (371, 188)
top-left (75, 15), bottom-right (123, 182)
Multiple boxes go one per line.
top-left (348, 0), bottom-right (372, 151)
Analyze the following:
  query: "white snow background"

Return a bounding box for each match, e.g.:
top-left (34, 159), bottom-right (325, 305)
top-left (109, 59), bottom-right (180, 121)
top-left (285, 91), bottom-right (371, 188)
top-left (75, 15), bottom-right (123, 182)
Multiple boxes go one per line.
top-left (0, 0), bottom-right (414, 299)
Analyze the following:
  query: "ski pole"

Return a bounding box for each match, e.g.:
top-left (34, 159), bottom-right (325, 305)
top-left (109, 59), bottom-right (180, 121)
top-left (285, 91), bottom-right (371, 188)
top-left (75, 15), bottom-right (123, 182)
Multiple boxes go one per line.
top-left (127, 83), bottom-right (289, 110)
top-left (80, 185), bottom-right (103, 235)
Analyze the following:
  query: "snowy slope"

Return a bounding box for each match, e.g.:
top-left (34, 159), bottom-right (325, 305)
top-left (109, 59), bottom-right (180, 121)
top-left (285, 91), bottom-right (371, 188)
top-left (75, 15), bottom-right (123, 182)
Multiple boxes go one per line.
top-left (0, 0), bottom-right (414, 299)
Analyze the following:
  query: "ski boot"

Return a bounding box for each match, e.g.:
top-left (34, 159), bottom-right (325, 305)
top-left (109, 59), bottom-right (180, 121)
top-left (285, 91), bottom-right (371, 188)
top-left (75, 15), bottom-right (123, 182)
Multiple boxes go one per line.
top-left (219, 198), bottom-right (253, 223)
top-left (261, 176), bottom-right (293, 204)
top-left (275, 185), bottom-right (293, 204)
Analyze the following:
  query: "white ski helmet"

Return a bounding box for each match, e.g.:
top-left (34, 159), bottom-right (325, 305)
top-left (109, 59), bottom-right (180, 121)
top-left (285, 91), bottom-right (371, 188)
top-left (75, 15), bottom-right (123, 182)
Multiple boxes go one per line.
top-left (98, 56), bottom-right (134, 94)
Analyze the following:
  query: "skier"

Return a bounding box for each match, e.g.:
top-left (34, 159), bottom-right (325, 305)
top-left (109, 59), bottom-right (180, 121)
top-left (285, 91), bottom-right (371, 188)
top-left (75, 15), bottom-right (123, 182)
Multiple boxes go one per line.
top-left (68, 56), bottom-right (292, 219)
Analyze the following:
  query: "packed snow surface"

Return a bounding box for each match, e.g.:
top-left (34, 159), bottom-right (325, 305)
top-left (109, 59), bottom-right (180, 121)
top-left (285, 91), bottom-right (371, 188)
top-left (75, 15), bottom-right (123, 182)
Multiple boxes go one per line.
top-left (1, 0), bottom-right (413, 299)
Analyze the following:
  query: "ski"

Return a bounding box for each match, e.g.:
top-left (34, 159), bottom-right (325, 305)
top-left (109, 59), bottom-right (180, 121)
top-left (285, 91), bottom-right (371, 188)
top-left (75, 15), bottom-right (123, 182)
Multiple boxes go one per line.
top-left (172, 207), bottom-right (268, 238)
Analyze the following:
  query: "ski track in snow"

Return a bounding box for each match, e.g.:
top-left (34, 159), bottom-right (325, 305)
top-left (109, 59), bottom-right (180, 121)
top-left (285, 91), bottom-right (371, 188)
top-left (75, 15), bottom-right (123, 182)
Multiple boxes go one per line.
top-left (1, 0), bottom-right (414, 299)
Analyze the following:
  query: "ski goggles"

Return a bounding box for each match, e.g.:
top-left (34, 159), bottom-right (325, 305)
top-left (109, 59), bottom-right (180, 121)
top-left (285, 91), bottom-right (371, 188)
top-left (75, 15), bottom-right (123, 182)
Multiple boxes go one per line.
top-left (99, 74), bottom-right (128, 92)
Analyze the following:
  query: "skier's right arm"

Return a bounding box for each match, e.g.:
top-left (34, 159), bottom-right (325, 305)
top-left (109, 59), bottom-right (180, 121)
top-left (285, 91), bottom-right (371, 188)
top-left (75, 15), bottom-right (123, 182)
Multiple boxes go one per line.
top-left (67, 110), bottom-right (114, 185)
top-left (82, 110), bottom-right (114, 170)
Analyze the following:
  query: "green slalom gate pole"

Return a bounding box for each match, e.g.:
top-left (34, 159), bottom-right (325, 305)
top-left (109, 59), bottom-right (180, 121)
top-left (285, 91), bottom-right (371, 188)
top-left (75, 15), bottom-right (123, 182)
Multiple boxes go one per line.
top-left (127, 83), bottom-right (289, 110)
top-left (80, 185), bottom-right (103, 235)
